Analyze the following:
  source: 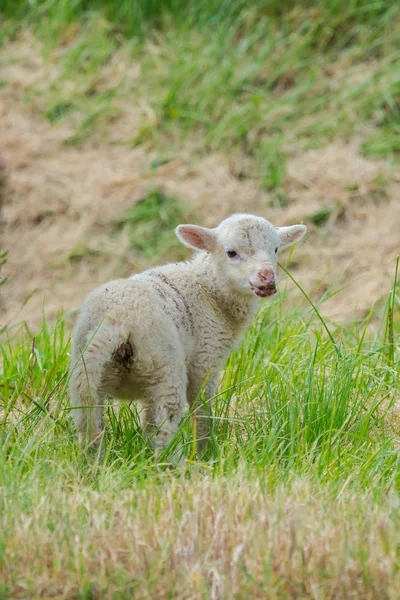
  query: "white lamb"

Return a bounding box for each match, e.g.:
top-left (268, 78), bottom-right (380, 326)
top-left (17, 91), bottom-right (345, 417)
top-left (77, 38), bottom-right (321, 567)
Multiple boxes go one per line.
top-left (69, 213), bottom-right (306, 455)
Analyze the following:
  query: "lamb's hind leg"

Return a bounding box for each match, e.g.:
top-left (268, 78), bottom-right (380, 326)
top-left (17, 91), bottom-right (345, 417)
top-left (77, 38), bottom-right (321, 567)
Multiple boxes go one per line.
top-left (69, 319), bottom-right (124, 450)
top-left (69, 355), bottom-right (106, 449)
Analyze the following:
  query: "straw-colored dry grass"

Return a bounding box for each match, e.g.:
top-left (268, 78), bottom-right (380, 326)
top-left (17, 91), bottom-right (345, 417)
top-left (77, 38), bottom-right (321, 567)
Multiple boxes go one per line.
top-left (3, 477), bottom-right (400, 599)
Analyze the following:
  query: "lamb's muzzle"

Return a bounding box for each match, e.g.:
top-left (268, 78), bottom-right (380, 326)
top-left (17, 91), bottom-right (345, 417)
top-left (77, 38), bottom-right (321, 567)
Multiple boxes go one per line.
top-left (250, 283), bottom-right (277, 298)
top-left (250, 267), bottom-right (276, 297)
top-left (69, 212), bottom-right (306, 460)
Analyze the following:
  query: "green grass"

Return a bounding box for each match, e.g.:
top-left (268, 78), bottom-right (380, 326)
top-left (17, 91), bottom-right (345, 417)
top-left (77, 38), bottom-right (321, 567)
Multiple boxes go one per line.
top-left (2, 0), bottom-right (397, 36)
top-left (113, 188), bottom-right (186, 259)
top-left (0, 269), bottom-right (399, 596)
top-left (1, 270), bottom-right (398, 483)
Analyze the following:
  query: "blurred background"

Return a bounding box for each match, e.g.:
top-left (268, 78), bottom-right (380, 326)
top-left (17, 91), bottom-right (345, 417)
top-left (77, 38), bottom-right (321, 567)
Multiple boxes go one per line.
top-left (0, 0), bottom-right (399, 329)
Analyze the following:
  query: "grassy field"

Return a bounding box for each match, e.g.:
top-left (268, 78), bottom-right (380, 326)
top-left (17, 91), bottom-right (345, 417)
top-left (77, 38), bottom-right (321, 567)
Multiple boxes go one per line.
top-left (1, 267), bottom-right (399, 597)
top-left (1, 1), bottom-right (400, 598)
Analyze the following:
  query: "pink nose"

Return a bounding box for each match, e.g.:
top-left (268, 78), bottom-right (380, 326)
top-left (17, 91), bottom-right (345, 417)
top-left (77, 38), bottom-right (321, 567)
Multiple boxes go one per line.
top-left (258, 268), bottom-right (275, 286)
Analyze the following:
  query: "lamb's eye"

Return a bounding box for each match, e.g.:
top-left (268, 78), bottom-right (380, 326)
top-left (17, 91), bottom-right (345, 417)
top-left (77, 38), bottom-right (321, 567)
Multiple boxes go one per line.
top-left (226, 250), bottom-right (238, 258)
top-left (275, 247), bottom-right (278, 254)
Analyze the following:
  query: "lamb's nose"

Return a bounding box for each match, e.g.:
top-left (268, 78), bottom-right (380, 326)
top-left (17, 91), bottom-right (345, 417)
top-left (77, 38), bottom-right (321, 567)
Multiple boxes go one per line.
top-left (258, 268), bottom-right (275, 285)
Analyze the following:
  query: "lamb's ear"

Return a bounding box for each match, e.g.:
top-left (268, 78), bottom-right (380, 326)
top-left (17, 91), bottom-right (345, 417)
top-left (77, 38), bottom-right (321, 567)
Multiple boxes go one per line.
top-left (175, 224), bottom-right (217, 251)
top-left (276, 224), bottom-right (307, 250)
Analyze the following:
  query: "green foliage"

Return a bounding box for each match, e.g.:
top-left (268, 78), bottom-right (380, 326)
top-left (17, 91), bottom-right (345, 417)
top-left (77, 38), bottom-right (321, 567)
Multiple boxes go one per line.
top-left (114, 189), bottom-right (184, 258)
top-left (308, 205), bottom-right (336, 227)
top-left (1, 0), bottom-right (398, 38)
top-left (362, 127), bottom-right (400, 159)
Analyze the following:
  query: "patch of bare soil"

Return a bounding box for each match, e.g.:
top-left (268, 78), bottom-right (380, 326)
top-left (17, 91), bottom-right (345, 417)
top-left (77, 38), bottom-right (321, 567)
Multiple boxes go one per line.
top-left (0, 102), bottom-right (262, 328)
top-left (0, 36), bottom-right (399, 330)
top-left (284, 141), bottom-right (400, 319)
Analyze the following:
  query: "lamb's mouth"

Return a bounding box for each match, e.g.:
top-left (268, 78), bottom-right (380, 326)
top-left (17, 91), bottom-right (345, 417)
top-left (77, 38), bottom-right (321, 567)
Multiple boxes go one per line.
top-left (250, 283), bottom-right (277, 298)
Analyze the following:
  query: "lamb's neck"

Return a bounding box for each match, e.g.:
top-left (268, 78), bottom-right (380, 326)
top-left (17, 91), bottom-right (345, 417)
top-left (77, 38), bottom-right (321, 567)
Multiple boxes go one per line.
top-left (191, 252), bottom-right (259, 331)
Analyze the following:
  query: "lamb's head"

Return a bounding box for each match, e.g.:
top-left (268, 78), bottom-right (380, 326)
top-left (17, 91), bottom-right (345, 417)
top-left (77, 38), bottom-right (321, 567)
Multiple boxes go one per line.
top-left (175, 214), bottom-right (306, 298)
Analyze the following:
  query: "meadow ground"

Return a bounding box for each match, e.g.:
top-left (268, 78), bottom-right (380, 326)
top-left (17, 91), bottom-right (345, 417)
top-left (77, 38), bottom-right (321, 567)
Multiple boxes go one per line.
top-left (1, 2), bottom-right (400, 597)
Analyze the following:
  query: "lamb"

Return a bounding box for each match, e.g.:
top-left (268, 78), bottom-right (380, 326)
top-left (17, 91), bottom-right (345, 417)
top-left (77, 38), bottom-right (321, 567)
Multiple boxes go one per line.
top-left (69, 213), bottom-right (306, 457)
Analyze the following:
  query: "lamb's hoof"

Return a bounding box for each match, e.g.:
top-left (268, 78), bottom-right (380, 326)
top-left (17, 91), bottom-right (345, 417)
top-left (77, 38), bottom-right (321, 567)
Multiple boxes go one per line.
top-left (78, 432), bottom-right (105, 457)
top-left (153, 443), bottom-right (186, 469)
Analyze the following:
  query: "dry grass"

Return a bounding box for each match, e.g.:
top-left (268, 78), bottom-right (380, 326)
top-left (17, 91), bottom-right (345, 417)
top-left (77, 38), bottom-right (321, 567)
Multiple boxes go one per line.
top-left (2, 476), bottom-right (400, 599)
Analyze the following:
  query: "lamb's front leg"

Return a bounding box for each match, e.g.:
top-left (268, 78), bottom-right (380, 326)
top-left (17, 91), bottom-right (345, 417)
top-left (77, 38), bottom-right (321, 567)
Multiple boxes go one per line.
top-left (187, 372), bottom-right (218, 456)
top-left (143, 367), bottom-right (187, 459)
